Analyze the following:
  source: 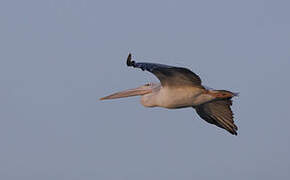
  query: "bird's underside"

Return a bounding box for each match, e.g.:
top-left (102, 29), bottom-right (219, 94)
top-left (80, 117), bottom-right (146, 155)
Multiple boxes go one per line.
top-left (101, 53), bottom-right (239, 135)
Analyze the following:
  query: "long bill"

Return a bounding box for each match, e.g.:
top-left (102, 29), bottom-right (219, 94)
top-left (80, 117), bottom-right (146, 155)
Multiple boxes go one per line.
top-left (100, 85), bottom-right (152, 100)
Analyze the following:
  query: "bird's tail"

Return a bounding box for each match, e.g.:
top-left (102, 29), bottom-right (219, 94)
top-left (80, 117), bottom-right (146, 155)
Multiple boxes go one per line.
top-left (208, 90), bottom-right (239, 99)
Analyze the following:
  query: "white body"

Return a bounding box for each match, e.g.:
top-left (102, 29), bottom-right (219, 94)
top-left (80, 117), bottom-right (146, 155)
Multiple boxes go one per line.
top-left (141, 84), bottom-right (214, 108)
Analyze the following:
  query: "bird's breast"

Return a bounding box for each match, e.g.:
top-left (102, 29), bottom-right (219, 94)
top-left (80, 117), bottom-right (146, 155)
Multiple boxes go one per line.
top-left (156, 86), bottom-right (205, 109)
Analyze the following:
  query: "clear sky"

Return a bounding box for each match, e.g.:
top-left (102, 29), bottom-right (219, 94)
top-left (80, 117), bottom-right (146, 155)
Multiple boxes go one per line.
top-left (1, 0), bottom-right (290, 179)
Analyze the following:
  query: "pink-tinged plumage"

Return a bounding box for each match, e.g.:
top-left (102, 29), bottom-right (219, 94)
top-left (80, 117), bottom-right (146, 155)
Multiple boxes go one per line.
top-left (100, 54), bottom-right (238, 135)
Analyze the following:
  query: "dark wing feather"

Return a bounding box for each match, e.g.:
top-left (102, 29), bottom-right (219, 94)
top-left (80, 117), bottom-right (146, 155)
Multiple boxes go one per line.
top-left (194, 98), bottom-right (238, 135)
top-left (127, 53), bottom-right (202, 87)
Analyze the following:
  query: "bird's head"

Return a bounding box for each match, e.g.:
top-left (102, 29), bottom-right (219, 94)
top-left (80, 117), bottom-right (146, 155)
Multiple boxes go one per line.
top-left (100, 83), bottom-right (159, 100)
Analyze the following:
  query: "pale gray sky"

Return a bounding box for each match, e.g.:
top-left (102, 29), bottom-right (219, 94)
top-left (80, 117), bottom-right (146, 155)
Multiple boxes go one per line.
top-left (0, 0), bottom-right (290, 179)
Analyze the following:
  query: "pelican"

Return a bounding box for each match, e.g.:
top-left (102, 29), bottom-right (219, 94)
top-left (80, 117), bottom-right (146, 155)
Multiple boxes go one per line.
top-left (100, 54), bottom-right (239, 135)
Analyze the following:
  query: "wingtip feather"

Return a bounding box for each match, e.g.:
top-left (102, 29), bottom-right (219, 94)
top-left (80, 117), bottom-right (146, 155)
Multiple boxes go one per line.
top-left (126, 53), bottom-right (135, 67)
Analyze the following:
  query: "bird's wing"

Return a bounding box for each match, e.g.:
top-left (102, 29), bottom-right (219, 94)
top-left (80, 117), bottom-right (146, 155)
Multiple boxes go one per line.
top-left (194, 98), bottom-right (238, 135)
top-left (127, 54), bottom-right (202, 87)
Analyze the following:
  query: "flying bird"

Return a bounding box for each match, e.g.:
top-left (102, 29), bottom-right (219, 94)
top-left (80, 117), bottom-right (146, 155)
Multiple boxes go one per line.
top-left (100, 54), bottom-right (239, 135)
